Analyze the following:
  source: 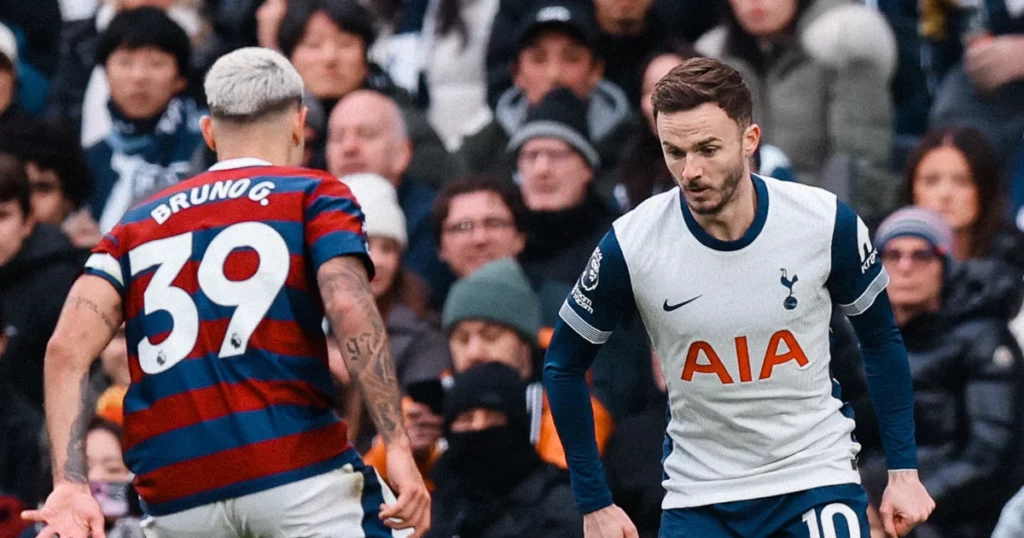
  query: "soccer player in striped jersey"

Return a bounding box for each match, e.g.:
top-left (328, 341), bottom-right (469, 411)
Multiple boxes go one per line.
top-left (22, 48), bottom-right (429, 538)
top-left (544, 58), bottom-right (935, 538)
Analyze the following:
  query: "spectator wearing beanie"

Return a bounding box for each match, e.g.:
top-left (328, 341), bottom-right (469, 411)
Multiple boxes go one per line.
top-left (461, 1), bottom-right (633, 193)
top-left (427, 362), bottom-right (583, 538)
top-left (441, 257), bottom-right (613, 469)
top-left (0, 22), bottom-right (25, 124)
top-left (852, 207), bottom-right (1024, 538)
top-left (85, 7), bottom-right (205, 234)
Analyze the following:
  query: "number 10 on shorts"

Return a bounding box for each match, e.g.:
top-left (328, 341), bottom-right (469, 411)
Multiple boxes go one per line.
top-left (802, 504), bottom-right (861, 538)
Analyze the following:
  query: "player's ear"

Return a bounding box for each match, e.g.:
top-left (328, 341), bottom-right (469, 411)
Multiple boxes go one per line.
top-left (200, 116), bottom-right (216, 152)
top-left (293, 106), bottom-right (308, 147)
top-left (742, 123), bottom-right (761, 160)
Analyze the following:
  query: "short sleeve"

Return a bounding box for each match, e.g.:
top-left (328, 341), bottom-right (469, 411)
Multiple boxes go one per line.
top-left (827, 199), bottom-right (889, 316)
top-left (83, 229), bottom-right (128, 296)
top-left (304, 178), bottom-right (374, 278)
top-left (558, 228), bottom-right (636, 345)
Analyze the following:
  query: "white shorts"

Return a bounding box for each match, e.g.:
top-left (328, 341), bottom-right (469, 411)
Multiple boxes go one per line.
top-left (139, 463), bottom-right (410, 538)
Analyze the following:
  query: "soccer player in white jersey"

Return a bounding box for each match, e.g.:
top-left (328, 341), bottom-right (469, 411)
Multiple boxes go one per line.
top-left (543, 57), bottom-right (935, 538)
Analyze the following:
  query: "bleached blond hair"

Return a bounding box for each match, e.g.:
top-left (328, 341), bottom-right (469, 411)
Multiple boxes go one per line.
top-left (204, 47), bottom-right (304, 122)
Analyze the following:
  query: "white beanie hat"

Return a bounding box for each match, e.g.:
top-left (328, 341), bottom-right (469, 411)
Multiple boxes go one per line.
top-left (341, 173), bottom-right (408, 249)
top-left (0, 22), bottom-right (17, 69)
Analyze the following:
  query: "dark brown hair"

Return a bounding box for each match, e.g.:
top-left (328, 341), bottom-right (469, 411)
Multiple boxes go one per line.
top-left (903, 126), bottom-right (1004, 259)
top-left (0, 152), bottom-right (29, 219)
top-left (432, 176), bottom-right (527, 241)
top-left (651, 57), bottom-right (752, 127)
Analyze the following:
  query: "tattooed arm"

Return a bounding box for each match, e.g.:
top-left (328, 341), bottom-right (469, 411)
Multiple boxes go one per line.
top-left (21, 275), bottom-right (120, 538)
top-left (45, 276), bottom-right (123, 484)
top-left (317, 256), bottom-right (431, 536)
top-left (317, 256), bottom-right (406, 445)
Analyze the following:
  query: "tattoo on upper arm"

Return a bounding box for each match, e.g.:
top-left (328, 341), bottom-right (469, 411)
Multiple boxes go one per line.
top-left (318, 259), bottom-right (403, 442)
top-left (63, 372), bottom-right (92, 484)
top-left (65, 295), bottom-right (122, 334)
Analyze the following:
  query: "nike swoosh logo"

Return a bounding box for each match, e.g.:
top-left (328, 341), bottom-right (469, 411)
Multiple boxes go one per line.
top-left (663, 295), bottom-right (702, 312)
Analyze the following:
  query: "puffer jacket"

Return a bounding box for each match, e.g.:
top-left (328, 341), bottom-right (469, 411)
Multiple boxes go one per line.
top-left (858, 259), bottom-right (1024, 538)
top-left (696, 0), bottom-right (898, 227)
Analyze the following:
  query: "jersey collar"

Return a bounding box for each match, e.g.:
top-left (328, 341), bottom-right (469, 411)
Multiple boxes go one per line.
top-left (208, 158), bottom-right (273, 171)
top-left (680, 174), bottom-right (770, 252)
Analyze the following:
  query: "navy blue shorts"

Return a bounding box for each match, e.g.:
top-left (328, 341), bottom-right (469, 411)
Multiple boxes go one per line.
top-left (659, 483), bottom-right (869, 538)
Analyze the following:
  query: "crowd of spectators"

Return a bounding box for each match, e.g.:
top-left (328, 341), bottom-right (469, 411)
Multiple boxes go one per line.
top-left (0, 0), bottom-right (1023, 537)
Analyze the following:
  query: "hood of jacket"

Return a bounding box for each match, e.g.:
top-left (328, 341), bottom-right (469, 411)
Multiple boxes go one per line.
top-left (942, 258), bottom-right (1024, 322)
top-left (494, 80), bottom-right (631, 143)
top-left (0, 224), bottom-right (80, 285)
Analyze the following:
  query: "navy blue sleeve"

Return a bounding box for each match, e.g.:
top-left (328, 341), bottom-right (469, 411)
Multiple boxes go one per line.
top-left (543, 228), bottom-right (636, 514)
top-left (827, 200), bottom-right (918, 470)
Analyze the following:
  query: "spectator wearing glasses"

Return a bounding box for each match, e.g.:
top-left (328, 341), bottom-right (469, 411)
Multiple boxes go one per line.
top-left (855, 207), bottom-right (1024, 538)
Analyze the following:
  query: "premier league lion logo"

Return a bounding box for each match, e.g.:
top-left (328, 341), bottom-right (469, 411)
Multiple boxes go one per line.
top-left (581, 248), bottom-right (602, 292)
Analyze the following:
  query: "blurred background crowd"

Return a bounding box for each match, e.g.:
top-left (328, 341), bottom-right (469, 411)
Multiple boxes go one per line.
top-left (0, 0), bottom-right (1022, 537)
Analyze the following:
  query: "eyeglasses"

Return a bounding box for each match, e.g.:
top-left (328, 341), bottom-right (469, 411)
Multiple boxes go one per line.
top-left (443, 217), bottom-right (515, 236)
top-left (881, 249), bottom-right (940, 265)
top-left (517, 148), bottom-right (576, 165)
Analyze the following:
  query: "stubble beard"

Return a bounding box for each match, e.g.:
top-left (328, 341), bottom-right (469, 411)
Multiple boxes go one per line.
top-left (687, 155), bottom-right (747, 216)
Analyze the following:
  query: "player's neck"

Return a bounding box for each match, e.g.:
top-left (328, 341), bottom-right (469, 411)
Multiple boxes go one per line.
top-left (691, 174), bottom-right (757, 242)
top-left (215, 143), bottom-right (295, 168)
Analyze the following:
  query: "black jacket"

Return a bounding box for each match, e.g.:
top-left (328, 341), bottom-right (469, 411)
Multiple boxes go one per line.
top-left (857, 259), bottom-right (1024, 537)
top-left (428, 462), bottom-right (583, 538)
top-left (0, 387), bottom-right (43, 505)
top-left (0, 224), bottom-right (81, 409)
top-left (520, 190), bottom-right (618, 286)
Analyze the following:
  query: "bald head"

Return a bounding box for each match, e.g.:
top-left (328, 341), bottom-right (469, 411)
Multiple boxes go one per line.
top-left (326, 90), bottom-right (411, 185)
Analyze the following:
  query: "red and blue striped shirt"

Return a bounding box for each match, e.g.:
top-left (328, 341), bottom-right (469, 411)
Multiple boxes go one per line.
top-left (84, 159), bottom-right (372, 515)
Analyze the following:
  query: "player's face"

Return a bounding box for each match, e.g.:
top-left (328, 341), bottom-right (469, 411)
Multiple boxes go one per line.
top-left (517, 137), bottom-right (593, 212)
top-left (439, 191), bottom-right (526, 278)
top-left (912, 146), bottom-right (980, 233)
top-left (105, 47), bottom-right (186, 120)
top-left (26, 163), bottom-right (72, 225)
top-left (657, 103), bottom-right (758, 216)
top-left (0, 199), bottom-right (32, 267)
top-left (729, 0), bottom-right (798, 38)
top-left (449, 320), bottom-right (533, 379)
top-left (881, 236), bottom-right (944, 311)
top-left (449, 408), bottom-right (509, 433)
top-left (326, 95), bottom-right (411, 184)
top-left (86, 428), bottom-right (132, 483)
top-left (290, 11), bottom-right (368, 100)
top-left (514, 30), bottom-right (602, 106)
top-left (641, 54), bottom-right (686, 134)
top-left (368, 236), bottom-right (402, 299)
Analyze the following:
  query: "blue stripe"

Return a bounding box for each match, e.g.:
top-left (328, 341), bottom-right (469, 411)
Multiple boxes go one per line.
top-left (84, 268), bottom-right (125, 295)
top-left (359, 459), bottom-right (393, 537)
top-left (123, 349), bottom-right (334, 413)
top-left (125, 404), bottom-right (340, 476)
top-left (143, 448), bottom-right (358, 516)
top-left (833, 378), bottom-right (855, 420)
top-left (680, 174), bottom-right (769, 251)
top-left (306, 193), bottom-right (363, 221)
top-left (122, 175), bottom-right (317, 225)
top-left (310, 231), bottom-right (370, 271)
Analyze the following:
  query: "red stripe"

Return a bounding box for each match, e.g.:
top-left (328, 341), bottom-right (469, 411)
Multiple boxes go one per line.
top-left (122, 379), bottom-right (334, 450)
top-left (134, 422), bottom-right (349, 505)
top-left (307, 209), bottom-right (364, 245)
top-left (185, 318), bottom-right (327, 359)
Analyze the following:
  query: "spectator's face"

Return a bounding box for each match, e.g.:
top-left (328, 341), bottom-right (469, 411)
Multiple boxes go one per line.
top-left (256, 0), bottom-right (287, 50)
top-left (450, 407), bottom-right (508, 433)
top-left (100, 327), bottom-right (131, 386)
top-left (439, 191), bottom-right (526, 278)
top-left (517, 137), bottom-right (593, 211)
top-left (0, 199), bottom-right (31, 267)
top-left (912, 146), bottom-right (980, 233)
top-left (658, 103), bottom-right (759, 215)
top-left (0, 67), bottom-right (12, 116)
top-left (882, 236), bottom-right (944, 311)
top-left (641, 54), bottom-right (685, 134)
top-left (106, 47), bottom-right (186, 120)
top-left (514, 29), bottom-right (602, 106)
top-left (118, 0), bottom-right (177, 9)
top-left (593, 0), bottom-right (655, 31)
top-left (729, 0), bottom-right (798, 37)
top-left (26, 163), bottom-right (72, 225)
top-left (449, 320), bottom-right (533, 379)
top-left (404, 400), bottom-right (443, 455)
top-left (291, 11), bottom-right (367, 100)
top-left (368, 236), bottom-right (402, 299)
top-left (326, 93), bottom-right (411, 185)
top-left (86, 428), bottom-right (131, 482)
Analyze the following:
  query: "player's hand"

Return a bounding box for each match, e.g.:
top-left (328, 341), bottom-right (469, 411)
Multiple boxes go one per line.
top-left (583, 504), bottom-right (638, 538)
top-left (879, 470), bottom-right (935, 537)
top-left (380, 443), bottom-right (430, 538)
top-left (21, 483), bottom-right (106, 538)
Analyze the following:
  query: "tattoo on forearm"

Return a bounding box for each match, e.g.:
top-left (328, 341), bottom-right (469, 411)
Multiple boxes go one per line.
top-left (65, 295), bottom-right (121, 334)
top-left (63, 372), bottom-right (92, 484)
top-left (319, 260), bottom-right (404, 443)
